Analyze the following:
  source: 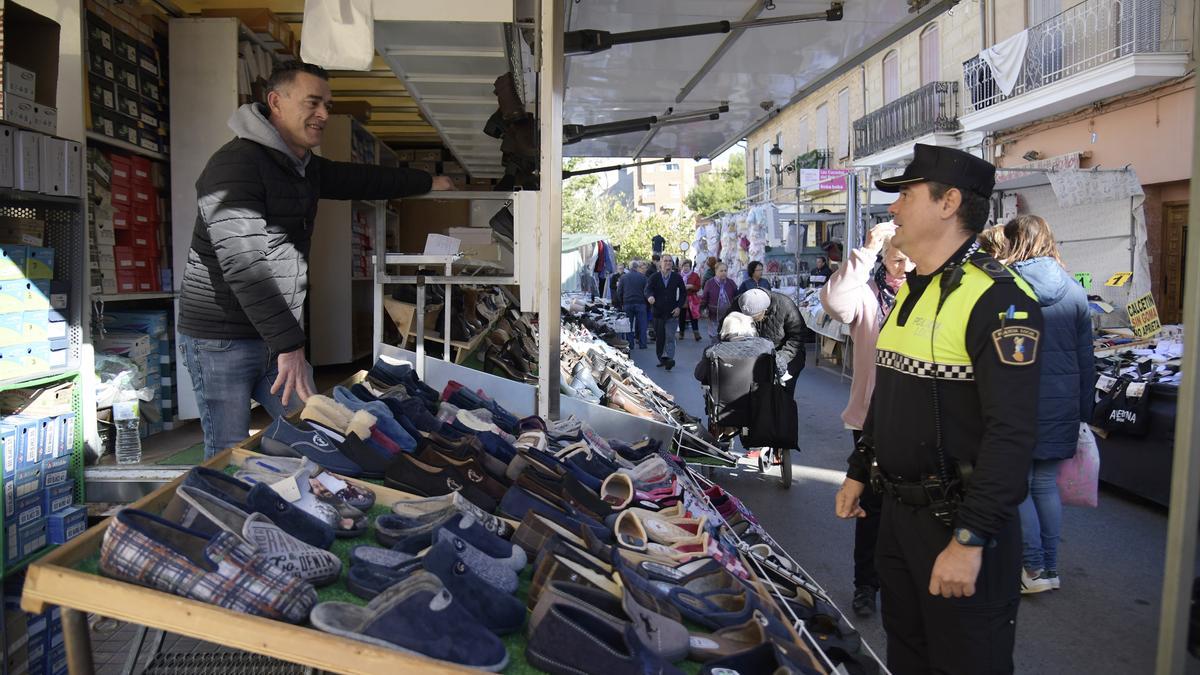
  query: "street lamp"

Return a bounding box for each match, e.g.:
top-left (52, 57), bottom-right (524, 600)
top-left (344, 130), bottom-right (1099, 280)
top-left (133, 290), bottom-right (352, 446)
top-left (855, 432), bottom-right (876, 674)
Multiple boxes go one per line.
top-left (769, 142), bottom-right (784, 184)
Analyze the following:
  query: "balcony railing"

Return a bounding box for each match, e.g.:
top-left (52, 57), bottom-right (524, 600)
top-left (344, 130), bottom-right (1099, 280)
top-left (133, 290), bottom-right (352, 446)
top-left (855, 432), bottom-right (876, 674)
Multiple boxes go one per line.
top-left (853, 82), bottom-right (960, 158)
top-left (746, 178), bottom-right (764, 199)
top-left (962, 0), bottom-right (1179, 113)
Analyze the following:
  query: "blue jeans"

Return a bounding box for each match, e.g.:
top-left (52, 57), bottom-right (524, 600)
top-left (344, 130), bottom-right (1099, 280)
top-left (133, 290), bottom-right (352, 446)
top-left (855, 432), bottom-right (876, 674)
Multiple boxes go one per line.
top-left (1018, 459), bottom-right (1063, 571)
top-left (179, 335), bottom-right (303, 459)
top-left (625, 302), bottom-right (648, 347)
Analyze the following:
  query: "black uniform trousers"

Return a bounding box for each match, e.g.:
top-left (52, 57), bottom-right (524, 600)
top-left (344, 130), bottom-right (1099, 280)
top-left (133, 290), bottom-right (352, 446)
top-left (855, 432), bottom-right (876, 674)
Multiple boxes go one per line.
top-left (876, 499), bottom-right (1021, 675)
top-left (850, 430), bottom-right (882, 590)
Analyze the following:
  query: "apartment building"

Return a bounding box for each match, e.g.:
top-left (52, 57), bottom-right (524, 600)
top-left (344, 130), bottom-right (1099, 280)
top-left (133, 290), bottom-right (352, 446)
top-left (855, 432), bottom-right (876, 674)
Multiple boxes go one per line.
top-left (603, 159), bottom-right (701, 217)
top-left (745, 0), bottom-right (1196, 322)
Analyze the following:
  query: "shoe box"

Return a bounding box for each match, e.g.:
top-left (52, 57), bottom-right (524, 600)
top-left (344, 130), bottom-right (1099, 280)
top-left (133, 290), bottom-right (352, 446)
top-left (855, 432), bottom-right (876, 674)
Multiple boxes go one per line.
top-left (88, 148), bottom-right (166, 295)
top-left (85, 9), bottom-right (167, 154)
top-left (98, 310), bottom-right (175, 435)
top-left (3, 579), bottom-right (66, 675)
top-left (0, 124), bottom-right (81, 196)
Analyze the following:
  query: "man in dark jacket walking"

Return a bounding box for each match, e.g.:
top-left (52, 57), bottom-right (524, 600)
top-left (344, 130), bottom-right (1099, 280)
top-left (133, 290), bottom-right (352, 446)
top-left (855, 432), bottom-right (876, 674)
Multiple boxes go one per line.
top-left (645, 254), bottom-right (686, 369)
top-left (617, 261), bottom-right (648, 349)
top-left (178, 61), bottom-right (451, 458)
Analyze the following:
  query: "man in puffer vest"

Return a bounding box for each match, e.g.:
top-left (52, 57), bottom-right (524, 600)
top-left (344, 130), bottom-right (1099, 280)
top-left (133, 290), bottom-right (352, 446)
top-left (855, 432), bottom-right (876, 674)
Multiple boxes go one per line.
top-left (178, 61), bottom-right (453, 459)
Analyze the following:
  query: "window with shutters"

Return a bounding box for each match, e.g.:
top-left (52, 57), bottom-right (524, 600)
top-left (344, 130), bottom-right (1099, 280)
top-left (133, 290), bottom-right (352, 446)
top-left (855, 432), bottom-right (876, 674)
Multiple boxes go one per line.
top-left (837, 88), bottom-right (850, 158)
top-left (797, 115), bottom-right (809, 153)
top-left (882, 51), bottom-right (899, 103)
top-left (920, 24), bottom-right (940, 85)
top-left (1026, 0), bottom-right (1059, 26)
top-left (814, 103), bottom-right (829, 152)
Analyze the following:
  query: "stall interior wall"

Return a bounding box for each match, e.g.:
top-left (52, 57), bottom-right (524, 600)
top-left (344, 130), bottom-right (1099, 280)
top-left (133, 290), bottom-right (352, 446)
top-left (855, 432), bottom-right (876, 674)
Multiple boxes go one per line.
top-left (1014, 184), bottom-right (1138, 310)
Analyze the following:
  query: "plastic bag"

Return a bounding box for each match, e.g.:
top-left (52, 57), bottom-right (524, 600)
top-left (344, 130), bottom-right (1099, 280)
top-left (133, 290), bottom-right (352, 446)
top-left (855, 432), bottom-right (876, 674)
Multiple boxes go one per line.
top-left (1057, 423), bottom-right (1100, 508)
top-left (300, 0), bottom-right (374, 71)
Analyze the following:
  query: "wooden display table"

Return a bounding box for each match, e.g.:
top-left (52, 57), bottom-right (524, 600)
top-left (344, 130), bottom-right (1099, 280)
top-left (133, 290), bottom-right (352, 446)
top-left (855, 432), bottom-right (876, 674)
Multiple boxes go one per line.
top-left (384, 297), bottom-right (508, 365)
top-left (21, 449), bottom-right (475, 674)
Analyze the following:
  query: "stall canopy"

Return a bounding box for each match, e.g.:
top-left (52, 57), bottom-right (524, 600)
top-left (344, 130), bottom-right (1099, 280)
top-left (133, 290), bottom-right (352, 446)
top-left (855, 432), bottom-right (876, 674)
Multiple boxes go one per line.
top-left (562, 0), bottom-right (949, 159)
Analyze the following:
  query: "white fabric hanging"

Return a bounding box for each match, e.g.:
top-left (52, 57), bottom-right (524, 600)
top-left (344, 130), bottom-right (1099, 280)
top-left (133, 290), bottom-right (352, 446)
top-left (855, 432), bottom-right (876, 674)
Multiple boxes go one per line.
top-left (979, 29), bottom-right (1029, 96)
top-left (301, 0), bottom-right (375, 71)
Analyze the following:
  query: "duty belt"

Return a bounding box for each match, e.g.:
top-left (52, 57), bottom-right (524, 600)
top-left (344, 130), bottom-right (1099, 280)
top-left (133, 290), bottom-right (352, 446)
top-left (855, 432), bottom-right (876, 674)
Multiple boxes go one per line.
top-left (872, 470), bottom-right (962, 507)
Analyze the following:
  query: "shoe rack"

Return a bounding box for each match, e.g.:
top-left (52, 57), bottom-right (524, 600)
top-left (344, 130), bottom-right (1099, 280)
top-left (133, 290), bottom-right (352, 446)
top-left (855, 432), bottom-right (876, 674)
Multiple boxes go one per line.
top-left (371, 191), bottom-right (538, 380)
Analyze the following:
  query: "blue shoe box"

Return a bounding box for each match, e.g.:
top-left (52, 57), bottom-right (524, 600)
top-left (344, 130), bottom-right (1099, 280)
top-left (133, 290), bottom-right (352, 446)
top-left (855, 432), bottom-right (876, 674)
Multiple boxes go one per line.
top-left (18, 517), bottom-right (47, 560)
top-left (0, 281), bottom-right (27, 315)
top-left (25, 614), bottom-right (45, 671)
top-left (41, 457), bottom-right (68, 490)
top-left (57, 414), bottom-right (74, 457)
top-left (0, 245), bottom-right (27, 281)
top-left (45, 640), bottom-right (65, 675)
top-left (46, 506), bottom-right (84, 545)
top-left (21, 343), bottom-right (50, 372)
top-left (41, 481), bottom-right (71, 515)
top-left (47, 337), bottom-right (67, 369)
top-left (4, 490), bottom-right (43, 527)
top-left (24, 248), bottom-right (53, 281)
top-left (25, 281), bottom-right (50, 311)
top-left (21, 311), bottom-right (48, 343)
top-left (9, 417), bottom-right (41, 468)
top-left (0, 422), bottom-right (18, 476)
top-left (4, 464), bottom-right (41, 518)
top-left (35, 418), bottom-right (58, 461)
top-left (0, 313), bottom-right (23, 347)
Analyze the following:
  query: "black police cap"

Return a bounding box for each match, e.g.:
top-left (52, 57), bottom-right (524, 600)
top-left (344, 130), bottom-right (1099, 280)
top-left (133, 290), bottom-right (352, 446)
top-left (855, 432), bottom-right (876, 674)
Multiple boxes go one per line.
top-left (875, 144), bottom-right (996, 199)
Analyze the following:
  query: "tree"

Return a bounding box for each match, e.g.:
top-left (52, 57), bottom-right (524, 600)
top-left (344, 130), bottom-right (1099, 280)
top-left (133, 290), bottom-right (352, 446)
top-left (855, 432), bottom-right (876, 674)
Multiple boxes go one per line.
top-left (684, 154), bottom-right (746, 218)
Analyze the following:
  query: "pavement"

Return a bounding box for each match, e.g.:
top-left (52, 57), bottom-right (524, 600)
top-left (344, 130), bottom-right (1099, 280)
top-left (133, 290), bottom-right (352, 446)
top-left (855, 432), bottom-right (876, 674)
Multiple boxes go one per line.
top-left (629, 322), bottom-right (1197, 675)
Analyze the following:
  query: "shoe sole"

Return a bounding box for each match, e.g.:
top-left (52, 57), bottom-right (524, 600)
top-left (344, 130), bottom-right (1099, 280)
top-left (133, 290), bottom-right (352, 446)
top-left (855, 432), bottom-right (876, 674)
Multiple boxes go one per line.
top-left (1020, 582), bottom-right (1053, 595)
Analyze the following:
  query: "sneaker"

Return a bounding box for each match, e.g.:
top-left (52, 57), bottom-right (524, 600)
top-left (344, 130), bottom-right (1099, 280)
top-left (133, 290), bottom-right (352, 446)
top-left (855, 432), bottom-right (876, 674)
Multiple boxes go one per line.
top-left (1020, 567), bottom-right (1054, 594)
top-left (851, 585), bottom-right (877, 618)
top-left (1044, 570), bottom-right (1061, 590)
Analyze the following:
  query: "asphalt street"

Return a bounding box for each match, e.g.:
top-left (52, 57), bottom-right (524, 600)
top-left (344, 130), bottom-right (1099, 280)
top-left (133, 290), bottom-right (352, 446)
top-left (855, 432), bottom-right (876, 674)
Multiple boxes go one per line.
top-left (627, 322), bottom-right (1195, 675)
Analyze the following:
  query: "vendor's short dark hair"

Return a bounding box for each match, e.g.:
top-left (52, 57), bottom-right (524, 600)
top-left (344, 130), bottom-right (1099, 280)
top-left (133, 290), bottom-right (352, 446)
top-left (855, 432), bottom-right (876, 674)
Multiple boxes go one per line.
top-left (927, 181), bottom-right (991, 233)
top-left (267, 61), bottom-right (330, 95)
top-left (816, 256), bottom-right (827, 264)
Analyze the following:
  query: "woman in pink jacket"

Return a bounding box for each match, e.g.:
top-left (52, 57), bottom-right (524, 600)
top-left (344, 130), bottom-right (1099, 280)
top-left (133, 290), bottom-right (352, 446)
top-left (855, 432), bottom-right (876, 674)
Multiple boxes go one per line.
top-left (819, 221), bottom-right (912, 619)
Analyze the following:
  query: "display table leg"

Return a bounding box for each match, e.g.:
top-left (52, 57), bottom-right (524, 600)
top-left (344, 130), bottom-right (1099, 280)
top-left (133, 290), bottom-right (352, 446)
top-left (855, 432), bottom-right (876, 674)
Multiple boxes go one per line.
top-left (62, 608), bottom-right (95, 675)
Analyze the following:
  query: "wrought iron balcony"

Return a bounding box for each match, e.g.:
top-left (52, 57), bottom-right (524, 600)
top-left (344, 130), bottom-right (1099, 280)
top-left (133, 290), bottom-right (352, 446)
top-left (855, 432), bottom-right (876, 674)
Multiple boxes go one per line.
top-left (746, 177), bottom-right (764, 199)
top-left (853, 82), bottom-right (960, 158)
top-left (962, 0), bottom-right (1180, 113)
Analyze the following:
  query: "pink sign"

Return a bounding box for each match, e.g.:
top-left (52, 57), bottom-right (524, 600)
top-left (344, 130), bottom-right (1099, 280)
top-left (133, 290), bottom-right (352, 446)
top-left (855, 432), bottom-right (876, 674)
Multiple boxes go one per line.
top-left (798, 168), bottom-right (851, 191)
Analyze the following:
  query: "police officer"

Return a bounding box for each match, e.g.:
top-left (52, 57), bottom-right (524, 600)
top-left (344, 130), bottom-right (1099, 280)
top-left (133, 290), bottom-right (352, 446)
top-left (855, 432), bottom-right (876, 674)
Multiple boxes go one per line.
top-left (834, 144), bottom-right (1042, 674)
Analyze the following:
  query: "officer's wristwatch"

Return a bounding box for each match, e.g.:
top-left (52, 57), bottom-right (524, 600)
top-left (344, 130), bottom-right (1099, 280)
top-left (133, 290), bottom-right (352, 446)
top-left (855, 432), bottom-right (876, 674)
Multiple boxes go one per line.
top-left (953, 527), bottom-right (987, 547)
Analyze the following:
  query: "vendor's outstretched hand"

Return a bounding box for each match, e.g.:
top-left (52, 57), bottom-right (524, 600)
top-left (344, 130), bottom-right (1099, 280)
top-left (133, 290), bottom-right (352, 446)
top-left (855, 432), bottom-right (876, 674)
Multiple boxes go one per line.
top-left (835, 477), bottom-right (867, 519)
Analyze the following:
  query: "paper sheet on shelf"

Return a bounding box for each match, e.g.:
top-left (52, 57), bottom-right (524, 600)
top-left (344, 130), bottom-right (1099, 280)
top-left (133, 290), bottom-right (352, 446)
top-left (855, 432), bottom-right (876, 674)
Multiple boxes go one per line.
top-left (423, 234), bottom-right (461, 256)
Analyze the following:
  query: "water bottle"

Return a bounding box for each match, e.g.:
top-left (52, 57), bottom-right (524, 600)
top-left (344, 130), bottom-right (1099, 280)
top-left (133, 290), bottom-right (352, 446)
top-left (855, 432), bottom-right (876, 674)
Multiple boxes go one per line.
top-left (113, 398), bottom-right (142, 464)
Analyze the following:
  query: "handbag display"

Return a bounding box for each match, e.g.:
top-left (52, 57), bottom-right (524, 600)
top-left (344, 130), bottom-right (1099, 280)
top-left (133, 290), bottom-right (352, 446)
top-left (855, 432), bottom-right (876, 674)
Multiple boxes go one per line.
top-left (1057, 423), bottom-right (1100, 508)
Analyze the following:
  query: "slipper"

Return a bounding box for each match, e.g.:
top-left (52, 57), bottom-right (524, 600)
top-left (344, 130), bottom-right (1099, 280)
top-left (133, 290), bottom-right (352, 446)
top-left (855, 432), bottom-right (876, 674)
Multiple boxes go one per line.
top-left (241, 456), bottom-right (375, 511)
top-left (687, 613), bottom-right (768, 662)
top-left (236, 470), bottom-right (366, 538)
top-left (390, 493), bottom-right (514, 540)
top-left (310, 571), bottom-right (508, 672)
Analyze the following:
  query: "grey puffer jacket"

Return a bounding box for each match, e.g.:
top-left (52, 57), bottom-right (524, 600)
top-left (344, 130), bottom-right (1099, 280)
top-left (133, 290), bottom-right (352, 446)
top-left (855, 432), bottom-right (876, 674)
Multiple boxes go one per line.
top-left (1011, 256), bottom-right (1095, 460)
top-left (178, 104), bottom-right (433, 353)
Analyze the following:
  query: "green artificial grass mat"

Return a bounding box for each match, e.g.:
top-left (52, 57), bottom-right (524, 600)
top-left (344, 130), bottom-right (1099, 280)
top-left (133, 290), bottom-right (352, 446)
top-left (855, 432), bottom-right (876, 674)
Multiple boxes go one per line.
top-left (71, 467), bottom-right (702, 673)
top-left (154, 443), bottom-right (206, 466)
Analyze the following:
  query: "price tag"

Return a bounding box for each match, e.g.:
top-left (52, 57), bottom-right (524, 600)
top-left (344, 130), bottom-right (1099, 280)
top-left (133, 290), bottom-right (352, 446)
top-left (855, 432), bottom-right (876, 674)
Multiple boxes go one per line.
top-left (1126, 381), bottom-right (1147, 398)
top-left (1074, 272), bottom-right (1093, 289)
top-left (1096, 374), bottom-right (1117, 392)
top-left (1105, 272), bottom-right (1133, 287)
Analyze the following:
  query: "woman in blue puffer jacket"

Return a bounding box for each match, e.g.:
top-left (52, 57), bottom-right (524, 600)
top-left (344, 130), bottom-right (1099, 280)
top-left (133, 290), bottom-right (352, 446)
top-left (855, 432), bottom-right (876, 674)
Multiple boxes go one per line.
top-left (994, 215), bottom-right (1095, 595)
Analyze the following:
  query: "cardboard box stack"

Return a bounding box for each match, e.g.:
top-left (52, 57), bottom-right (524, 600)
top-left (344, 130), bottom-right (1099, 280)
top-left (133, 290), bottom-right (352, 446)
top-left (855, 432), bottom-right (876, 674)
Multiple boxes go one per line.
top-left (4, 577), bottom-right (67, 675)
top-left (0, 216), bottom-right (68, 379)
top-left (0, 380), bottom-right (80, 569)
top-left (87, 148), bottom-right (166, 295)
top-left (84, 5), bottom-right (167, 155)
top-left (99, 310), bottom-right (173, 436)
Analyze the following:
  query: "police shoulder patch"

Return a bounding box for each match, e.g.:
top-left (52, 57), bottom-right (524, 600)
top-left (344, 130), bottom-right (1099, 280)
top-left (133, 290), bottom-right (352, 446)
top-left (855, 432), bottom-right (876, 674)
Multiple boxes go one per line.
top-left (992, 326), bottom-right (1039, 366)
